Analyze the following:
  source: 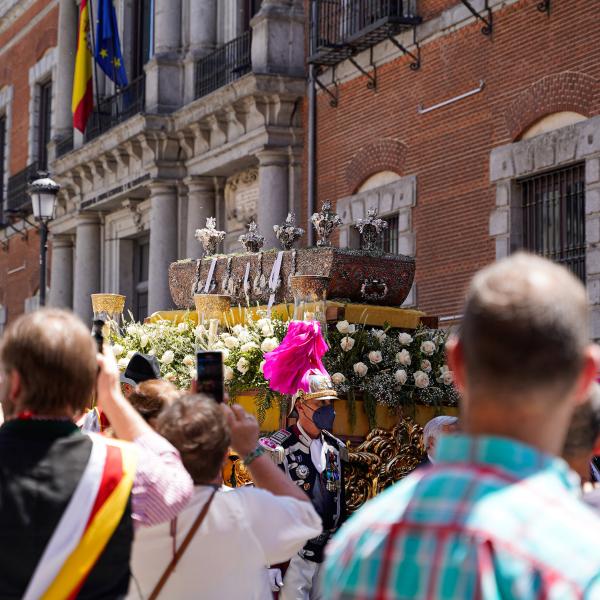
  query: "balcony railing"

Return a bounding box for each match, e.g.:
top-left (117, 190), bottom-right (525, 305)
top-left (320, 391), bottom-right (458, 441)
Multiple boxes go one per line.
top-left (309, 0), bottom-right (421, 66)
top-left (86, 74), bottom-right (146, 142)
top-left (56, 132), bottom-right (74, 158)
top-left (195, 31), bottom-right (252, 100)
top-left (6, 161), bottom-right (39, 213)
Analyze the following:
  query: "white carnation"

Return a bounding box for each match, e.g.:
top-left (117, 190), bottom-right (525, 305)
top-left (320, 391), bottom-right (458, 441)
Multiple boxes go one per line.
top-left (261, 338), bottom-right (279, 353)
top-left (336, 320), bottom-right (350, 334)
top-left (237, 357), bottom-right (249, 374)
top-left (420, 341), bottom-right (436, 356)
top-left (111, 343), bottom-right (124, 357)
top-left (224, 365), bottom-right (234, 382)
top-left (332, 372), bottom-right (346, 385)
top-left (394, 369), bottom-right (408, 385)
top-left (398, 332), bottom-right (413, 346)
top-left (147, 349), bottom-right (156, 356)
top-left (183, 355), bottom-right (195, 367)
top-left (189, 368), bottom-right (197, 380)
top-left (233, 324), bottom-right (245, 336)
top-left (413, 370), bottom-right (430, 389)
top-left (261, 322), bottom-right (274, 337)
top-left (240, 341), bottom-right (258, 353)
top-left (340, 336), bottom-right (355, 352)
top-left (161, 350), bottom-right (175, 365)
top-left (396, 349), bottom-right (411, 366)
top-left (442, 370), bottom-right (454, 386)
top-left (368, 350), bottom-right (383, 365)
top-left (420, 359), bottom-right (432, 373)
top-left (238, 330), bottom-right (252, 343)
top-left (220, 348), bottom-right (230, 360)
top-left (224, 336), bottom-right (240, 349)
top-left (353, 362), bottom-right (368, 377)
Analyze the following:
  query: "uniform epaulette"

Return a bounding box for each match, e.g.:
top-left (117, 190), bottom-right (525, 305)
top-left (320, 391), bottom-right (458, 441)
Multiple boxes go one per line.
top-left (258, 429), bottom-right (291, 464)
top-left (322, 430), bottom-right (350, 462)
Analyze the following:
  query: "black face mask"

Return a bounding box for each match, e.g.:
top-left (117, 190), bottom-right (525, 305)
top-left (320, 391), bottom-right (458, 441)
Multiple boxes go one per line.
top-left (305, 403), bottom-right (336, 431)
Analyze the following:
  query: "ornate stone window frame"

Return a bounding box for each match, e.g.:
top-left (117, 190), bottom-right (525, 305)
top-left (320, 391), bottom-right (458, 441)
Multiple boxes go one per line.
top-left (336, 174), bottom-right (417, 306)
top-left (489, 115), bottom-right (600, 336)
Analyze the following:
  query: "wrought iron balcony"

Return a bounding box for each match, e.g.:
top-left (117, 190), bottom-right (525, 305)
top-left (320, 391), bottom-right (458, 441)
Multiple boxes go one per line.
top-left (56, 132), bottom-right (74, 158)
top-left (195, 31), bottom-right (252, 100)
top-left (6, 161), bottom-right (39, 213)
top-left (309, 0), bottom-right (421, 66)
top-left (86, 74), bottom-right (146, 142)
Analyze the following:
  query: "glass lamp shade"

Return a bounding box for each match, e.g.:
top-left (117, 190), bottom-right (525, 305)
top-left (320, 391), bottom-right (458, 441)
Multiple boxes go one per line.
top-left (29, 176), bottom-right (60, 222)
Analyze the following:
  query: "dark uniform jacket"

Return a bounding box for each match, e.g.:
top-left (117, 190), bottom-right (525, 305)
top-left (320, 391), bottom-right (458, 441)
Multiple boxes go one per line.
top-left (263, 425), bottom-right (348, 563)
top-left (0, 419), bottom-right (132, 599)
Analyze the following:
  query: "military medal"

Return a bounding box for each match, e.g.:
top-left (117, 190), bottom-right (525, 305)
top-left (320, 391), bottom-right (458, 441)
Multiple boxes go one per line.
top-left (296, 465), bottom-right (309, 479)
top-left (325, 449), bottom-right (341, 492)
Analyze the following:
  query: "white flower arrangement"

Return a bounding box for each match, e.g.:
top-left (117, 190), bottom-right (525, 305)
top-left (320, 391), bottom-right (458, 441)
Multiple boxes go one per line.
top-left (341, 336), bottom-right (355, 352)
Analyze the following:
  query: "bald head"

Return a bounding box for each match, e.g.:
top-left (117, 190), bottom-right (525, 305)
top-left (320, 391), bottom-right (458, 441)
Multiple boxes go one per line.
top-left (459, 253), bottom-right (589, 401)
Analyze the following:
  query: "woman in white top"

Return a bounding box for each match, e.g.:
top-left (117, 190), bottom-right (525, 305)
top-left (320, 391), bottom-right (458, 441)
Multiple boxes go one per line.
top-left (127, 395), bottom-right (322, 600)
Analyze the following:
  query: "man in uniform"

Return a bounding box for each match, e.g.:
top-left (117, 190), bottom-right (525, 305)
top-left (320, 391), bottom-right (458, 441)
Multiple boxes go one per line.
top-left (260, 370), bottom-right (348, 600)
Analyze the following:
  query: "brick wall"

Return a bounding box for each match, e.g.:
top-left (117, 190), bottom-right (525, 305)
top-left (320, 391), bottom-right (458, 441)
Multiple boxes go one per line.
top-left (0, 0), bottom-right (58, 323)
top-left (305, 0), bottom-right (600, 318)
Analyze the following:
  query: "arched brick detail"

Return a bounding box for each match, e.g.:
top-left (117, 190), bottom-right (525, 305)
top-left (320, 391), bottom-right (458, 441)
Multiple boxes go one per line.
top-left (345, 139), bottom-right (407, 194)
top-left (503, 72), bottom-right (598, 140)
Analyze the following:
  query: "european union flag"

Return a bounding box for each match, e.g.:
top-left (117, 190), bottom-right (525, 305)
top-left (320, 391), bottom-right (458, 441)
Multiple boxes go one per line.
top-left (95, 0), bottom-right (128, 88)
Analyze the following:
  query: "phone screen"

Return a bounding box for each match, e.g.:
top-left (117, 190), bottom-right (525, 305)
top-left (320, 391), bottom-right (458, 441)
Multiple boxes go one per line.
top-left (196, 351), bottom-right (224, 404)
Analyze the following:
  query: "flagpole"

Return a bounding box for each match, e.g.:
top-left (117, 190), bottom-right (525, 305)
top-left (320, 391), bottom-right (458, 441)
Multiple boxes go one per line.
top-left (86, 0), bottom-right (103, 126)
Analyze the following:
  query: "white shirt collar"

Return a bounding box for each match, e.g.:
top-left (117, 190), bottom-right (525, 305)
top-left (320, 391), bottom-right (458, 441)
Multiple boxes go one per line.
top-left (296, 422), bottom-right (316, 447)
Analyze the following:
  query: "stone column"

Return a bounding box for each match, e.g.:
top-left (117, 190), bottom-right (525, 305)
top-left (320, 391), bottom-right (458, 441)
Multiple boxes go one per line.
top-left (257, 149), bottom-right (290, 250)
top-left (185, 177), bottom-right (216, 259)
top-left (49, 234), bottom-right (74, 309)
top-left (148, 183), bottom-right (178, 314)
top-left (251, 0), bottom-right (305, 77)
top-left (73, 215), bottom-right (101, 324)
top-left (145, 0), bottom-right (183, 113)
top-left (183, 0), bottom-right (217, 103)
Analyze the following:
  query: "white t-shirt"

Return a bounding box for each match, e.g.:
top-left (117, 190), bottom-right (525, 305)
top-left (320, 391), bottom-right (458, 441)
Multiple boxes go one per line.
top-left (127, 485), bottom-right (322, 600)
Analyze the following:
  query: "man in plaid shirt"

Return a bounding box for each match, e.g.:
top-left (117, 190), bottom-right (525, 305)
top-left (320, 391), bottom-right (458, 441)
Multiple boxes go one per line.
top-left (323, 253), bottom-right (600, 599)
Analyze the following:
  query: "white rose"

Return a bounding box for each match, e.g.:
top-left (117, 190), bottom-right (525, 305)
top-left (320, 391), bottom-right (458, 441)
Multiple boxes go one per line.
top-left (368, 350), bottom-right (383, 365)
top-left (238, 330), bottom-right (252, 343)
top-left (140, 334), bottom-right (149, 349)
top-left (177, 322), bottom-right (188, 332)
top-left (237, 357), bottom-right (249, 374)
top-left (420, 359), bottom-right (432, 373)
top-left (259, 360), bottom-right (266, 374)
top-left (353, 362), bottom-right (368, 378)
top-left (224, 336), bottom-right (240, 349)
top-left (224, 365), bottom-right (234, 382)
top-left (442, 370), bottom-right (454, 386)
top-left (183, 355), bottom-right (195, 367)
top-left (233, 324), bottom-right (245, 336)
top-left (398, 332), bottom-right (413, 346)
top-left (195, 325), bottom-right (206, 338)
top-left (189, 368), bottom-right (197, 380)
top-left (111, 343), bottom-right (124, 357)
top-left (117, 357), bottom-right (129, 369)
top-left (336, 320), bottom-right (350, 334)
top-left (220, 348), bottom-right (230, 360)
top-left (261, 338), bottom-right (279, 353)
top-left (161, 350), bottom-right (175, 365)
top-left (371, 329), bottom-right (386, 343)
top-left (261, 322), bottom-right (274, 337)
top-left (126, 325), bottom-right (138, 337)
top-left (396, 349), bottom-right (411, 366)
top-left (420, 341), bottom-right (436, 356)
top-left (241, 342), bottom-right (258, 353)
top-left (340, 336), bottom-right (355, 352)
top-left (332, 372), bottom-right (346, 385)
top-left (348, 324), bottom-right (356, 334)
top-left (413, 370), bottom-right (430, 389)
top-left (126, 350), bottom-right (135, 361)
top-left (148, 349), bottom-right (156, 356)
top-left (394, 369), bottom-right (408, 385)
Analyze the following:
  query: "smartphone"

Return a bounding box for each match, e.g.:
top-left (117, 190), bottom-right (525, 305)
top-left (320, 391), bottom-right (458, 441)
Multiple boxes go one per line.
top-left (196, 351), bottom-right (224, 404)
top-left (92, 319), bottom-right (105, 352)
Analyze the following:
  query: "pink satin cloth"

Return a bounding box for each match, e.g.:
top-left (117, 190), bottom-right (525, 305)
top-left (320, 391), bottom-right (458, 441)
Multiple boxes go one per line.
top-left (263, 320), bottom-right (329, 395)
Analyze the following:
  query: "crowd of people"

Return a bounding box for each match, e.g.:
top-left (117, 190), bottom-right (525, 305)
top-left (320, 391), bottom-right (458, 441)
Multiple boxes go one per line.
top-left (2, 252), bottom-right (600, 599)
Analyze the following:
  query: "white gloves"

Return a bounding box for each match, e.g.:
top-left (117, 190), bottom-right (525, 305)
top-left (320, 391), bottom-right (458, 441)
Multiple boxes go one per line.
top-left (267, 568), bottom-right (284, 592)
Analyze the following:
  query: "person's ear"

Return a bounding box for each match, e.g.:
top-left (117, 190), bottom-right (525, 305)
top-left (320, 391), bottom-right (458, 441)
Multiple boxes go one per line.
top-left (9, 370), bottom-right (21, 403)
top-left (446, 336), bottom-right (466, 395)
top-left (572, 344), bottom-right (600, 407)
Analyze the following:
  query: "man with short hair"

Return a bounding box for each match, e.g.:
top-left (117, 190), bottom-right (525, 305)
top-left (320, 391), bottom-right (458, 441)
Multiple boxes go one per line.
top-left (421, 415), bottom-right (458, 465)
top-left (323, 253), bottom-right (600, 598)
top-left (0, 309), bottom-right (193, 598)
top-left (128, 395), bottom-right (322, 599)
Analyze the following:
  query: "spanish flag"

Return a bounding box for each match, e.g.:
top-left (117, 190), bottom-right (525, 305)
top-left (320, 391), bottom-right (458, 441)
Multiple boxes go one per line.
top-left (72, 0), bottom-right (93, 133)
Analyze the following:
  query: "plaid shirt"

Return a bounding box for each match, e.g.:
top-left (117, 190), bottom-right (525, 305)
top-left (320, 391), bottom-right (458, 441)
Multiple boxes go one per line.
top-left (323, 434), bottom-right (600, 599)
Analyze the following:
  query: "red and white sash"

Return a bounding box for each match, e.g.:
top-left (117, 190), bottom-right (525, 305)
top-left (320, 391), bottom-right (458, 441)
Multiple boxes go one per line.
top-left (24, 433), bottom-right (137, 600)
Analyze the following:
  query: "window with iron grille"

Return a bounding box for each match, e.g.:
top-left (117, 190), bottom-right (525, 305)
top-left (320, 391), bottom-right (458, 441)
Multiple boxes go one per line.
top-left (36, 81), bottom-right (52, 170)
top-left (132, 0), bottom-right (152, 80)
top-left (0, 115), bottom-right (6, 221)
top-left (374, 215), bottom-right (399, 254)
top-left (519, 163), bottom-right (586, 280)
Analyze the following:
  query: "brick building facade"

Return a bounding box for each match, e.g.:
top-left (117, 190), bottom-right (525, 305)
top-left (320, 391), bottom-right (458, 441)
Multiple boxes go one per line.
top-left (305, 0), bottom-right (600, 330)
top-left (0, 0), bottom-right (58, 329)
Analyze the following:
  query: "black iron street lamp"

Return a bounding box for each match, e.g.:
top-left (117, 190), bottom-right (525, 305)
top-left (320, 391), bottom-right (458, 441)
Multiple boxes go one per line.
top-left (28, 174), bottom-right (60, 307)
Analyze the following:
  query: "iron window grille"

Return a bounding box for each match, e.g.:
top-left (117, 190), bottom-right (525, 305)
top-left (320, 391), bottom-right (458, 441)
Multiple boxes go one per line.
top-left (6, 161), bottom-right (39, 213)
top-left (86, 74), bottom-right (146, 142)
top-left (309, 0), bottom-right (421, 66)
top-left (519, 163), bottom-right (586, 281)
top-left (55, 132), bottom-right (74, 158)
top-left (195, 31), bottom-right (252, 100)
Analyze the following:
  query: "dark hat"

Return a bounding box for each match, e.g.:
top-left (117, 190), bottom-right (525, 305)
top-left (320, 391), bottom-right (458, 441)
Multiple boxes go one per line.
top-left (120, 352), bottom-right (162, 387)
